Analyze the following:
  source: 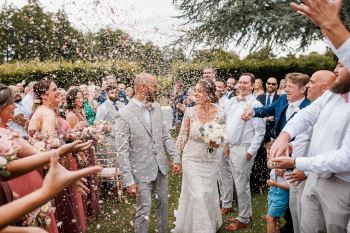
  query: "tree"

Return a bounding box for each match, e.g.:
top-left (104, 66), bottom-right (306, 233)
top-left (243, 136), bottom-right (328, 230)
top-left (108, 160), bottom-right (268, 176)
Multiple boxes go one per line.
top-left (191, 48), bottom-right (239, 63)
top-left (173, 0), bottom-right (350, 51)
top-left (245, 47), bottom-right (276, 60)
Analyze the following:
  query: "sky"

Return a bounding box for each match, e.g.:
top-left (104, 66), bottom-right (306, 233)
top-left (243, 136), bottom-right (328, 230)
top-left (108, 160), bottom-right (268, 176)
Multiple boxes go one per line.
top-left (3, 0), bottom-right (328, 57)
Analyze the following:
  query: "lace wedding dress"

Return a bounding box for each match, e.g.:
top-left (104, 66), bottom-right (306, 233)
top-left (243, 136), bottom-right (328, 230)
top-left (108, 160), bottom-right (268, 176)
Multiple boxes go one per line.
top-left (173, 106), bottom-right (223, 233)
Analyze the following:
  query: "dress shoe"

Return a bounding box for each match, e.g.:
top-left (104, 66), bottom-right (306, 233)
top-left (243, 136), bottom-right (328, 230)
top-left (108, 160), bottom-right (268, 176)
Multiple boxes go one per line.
top-left (220, 207), bottom-right (233, 215)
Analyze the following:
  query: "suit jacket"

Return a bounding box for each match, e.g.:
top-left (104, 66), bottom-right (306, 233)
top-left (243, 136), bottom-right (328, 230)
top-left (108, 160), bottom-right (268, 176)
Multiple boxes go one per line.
top-left (257, 92), bottom-right (280, 106)
top-left (113, 100), bottom-right (181, 187)
top-left (253, 94), bottom-right (311, 137)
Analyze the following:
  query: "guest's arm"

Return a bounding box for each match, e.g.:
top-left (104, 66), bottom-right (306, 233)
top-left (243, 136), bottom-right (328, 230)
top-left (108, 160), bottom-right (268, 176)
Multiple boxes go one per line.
top-left (0, 153), bottom-right (101, 230)
top-left (253, 99), bottom-right (277, 118)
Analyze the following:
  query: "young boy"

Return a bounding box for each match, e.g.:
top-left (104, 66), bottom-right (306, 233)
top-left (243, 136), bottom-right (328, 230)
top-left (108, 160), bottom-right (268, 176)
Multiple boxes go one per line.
top-left (266, 168), bottom-right (290, 233)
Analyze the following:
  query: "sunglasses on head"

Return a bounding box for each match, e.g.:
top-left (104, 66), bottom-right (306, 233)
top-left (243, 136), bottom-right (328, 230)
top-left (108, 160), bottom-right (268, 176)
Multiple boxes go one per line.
top-left (267, 82), bottom-right (277, 86)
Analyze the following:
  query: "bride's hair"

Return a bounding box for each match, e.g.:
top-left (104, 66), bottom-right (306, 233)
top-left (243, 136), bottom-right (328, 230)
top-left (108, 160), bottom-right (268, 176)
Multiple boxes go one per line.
top-left (198, 79), bottom-right (218, 103)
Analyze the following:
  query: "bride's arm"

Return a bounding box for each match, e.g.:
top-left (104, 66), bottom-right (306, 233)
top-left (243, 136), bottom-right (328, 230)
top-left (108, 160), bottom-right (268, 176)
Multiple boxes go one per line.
top-left (176, 109), bottom-right (191, 155)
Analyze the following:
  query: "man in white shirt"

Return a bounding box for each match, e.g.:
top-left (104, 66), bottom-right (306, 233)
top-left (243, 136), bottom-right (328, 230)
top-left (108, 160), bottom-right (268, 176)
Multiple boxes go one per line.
top-left (270, 62), bottom-right (350, 233)
top-left (21, 81), bottom-right (36, 114)
top-left (215, 79), bottom-right (236, 215)
top-left (285, 70), bottom-right (336, 233)
top-left (226, 77), bottom-right (236, 99)
top-left (223, 73), bottom-right (266, 231)
top-left (95, 85), bottom-right (125, 121)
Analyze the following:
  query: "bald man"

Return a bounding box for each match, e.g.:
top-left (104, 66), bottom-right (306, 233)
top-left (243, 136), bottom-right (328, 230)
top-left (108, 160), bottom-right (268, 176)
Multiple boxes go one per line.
top-left (114, 73), bottom-right (181, 233)
top-left (286, 70), bottom-right (336, 233)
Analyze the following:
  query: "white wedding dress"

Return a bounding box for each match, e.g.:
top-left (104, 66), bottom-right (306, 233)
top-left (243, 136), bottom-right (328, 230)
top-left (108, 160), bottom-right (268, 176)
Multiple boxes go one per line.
top-left (173, 106), bottom-right (223, 233)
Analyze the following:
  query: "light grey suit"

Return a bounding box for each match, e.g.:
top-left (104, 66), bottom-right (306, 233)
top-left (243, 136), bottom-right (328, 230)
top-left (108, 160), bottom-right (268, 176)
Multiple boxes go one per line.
top-left (113, 100), bottom-right (181, 233)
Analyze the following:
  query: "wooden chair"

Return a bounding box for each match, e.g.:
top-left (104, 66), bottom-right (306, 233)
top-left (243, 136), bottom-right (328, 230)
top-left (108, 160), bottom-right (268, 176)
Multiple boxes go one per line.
top-left (96, 143), bottom-right (124, 202)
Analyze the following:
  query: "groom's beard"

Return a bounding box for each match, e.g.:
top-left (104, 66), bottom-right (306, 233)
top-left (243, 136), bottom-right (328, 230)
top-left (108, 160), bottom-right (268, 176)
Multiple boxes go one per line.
top-left (145, 92), bottom-right (158, 103)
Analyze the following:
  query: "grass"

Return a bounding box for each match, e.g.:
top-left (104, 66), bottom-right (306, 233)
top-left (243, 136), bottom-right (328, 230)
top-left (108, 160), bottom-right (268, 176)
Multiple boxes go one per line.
top-left (87, 173), bottom-right (269, 233)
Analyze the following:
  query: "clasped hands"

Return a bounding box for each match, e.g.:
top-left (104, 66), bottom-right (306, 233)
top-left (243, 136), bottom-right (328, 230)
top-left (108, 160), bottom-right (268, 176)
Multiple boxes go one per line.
top-left (126, 163), bottom-right (182, 199)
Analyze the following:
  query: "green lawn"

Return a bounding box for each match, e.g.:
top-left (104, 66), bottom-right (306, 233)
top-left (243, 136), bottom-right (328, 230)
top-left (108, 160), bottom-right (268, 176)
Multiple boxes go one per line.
top-left (87, 173), bottom-right (269, 233)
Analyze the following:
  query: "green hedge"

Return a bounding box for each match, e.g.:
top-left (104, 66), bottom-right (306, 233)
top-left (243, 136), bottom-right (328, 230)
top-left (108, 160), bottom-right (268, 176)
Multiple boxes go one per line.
top-left (172, 53), bottom-right (336, 86)
top-left (0, 60), bottom-right (141, 89)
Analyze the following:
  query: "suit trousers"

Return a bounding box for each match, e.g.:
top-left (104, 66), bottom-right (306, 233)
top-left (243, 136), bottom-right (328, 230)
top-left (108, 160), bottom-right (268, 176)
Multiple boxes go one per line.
top-left (217, 147), bottom-right (237, 208)
top-left (229, 144), bottom-right (255, 224)
top-left (289, 179), bottom-right (306, 233)
top-left (135, 171), bottom-right (168, 233)
top-left (301, 173), bottom-right (350, 233)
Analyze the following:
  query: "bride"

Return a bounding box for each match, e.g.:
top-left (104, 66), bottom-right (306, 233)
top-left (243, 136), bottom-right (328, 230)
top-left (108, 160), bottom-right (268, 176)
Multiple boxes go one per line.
top-left (173, 79), bottom-right (224, 233)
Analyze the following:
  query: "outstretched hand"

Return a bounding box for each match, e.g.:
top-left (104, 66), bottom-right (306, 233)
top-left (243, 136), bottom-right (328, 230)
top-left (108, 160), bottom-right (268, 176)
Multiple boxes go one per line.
top-left (241, 108), bottom-right (253, 122)
top-left (270, 157), bottom-right (295, 170)
top-left (290, 0), bottom-right (343, 28)
top-left (58, 140), bottom-right (94, 157)
top-left (42, 151), bottom-right (101, 198)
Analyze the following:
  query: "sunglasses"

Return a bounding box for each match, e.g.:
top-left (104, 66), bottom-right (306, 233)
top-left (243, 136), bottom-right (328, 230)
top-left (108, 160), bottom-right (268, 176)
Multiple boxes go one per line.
top-left (267, 82), bottom-right (277, 86)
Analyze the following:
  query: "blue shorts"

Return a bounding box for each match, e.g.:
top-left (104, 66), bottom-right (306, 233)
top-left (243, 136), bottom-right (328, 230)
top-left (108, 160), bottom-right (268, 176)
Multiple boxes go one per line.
top-left (267, 186), bottom-right (289, 217)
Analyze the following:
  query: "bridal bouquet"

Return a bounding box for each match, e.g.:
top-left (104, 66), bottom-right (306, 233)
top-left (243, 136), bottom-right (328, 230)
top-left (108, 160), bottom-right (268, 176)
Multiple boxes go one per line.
top-left (0, 130), bottom-right (19, 178)
top-left (199, 122), bottom-right (226, 155)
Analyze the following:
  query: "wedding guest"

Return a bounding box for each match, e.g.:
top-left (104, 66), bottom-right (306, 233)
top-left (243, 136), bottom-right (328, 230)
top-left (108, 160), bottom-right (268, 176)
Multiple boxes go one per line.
top-left (270, 62), bottom-right (350, 233)
top-left (58, 88), bottom-right (67, 119)
top-left (114, 73), bottom-right (181, 233)
top-left (66, 88), bottom-right (100, 221)
top-left (0, 84), bottom-right (59, 233)
top-left (242, 73), bottom-right (310, 233)
top-left (125, 86), bottom-right (134, 101)
top-left (277, 79), bottom-right (287, 95)
top-left (21, 81), bottom-right (36, 114)
top-left (226, 77), bottom-right (236, 99)
top-left (16, 82), bottom-right (25, 98)
top-left (0, 149), bottom-right (101, 231)
top-left (253, 78), bottom-right (265, 96)
top-left (171, 81), bottom-right (187, 129)
top-left (28, 80), bottom-right (86, 233)
top-left (95, 85), bottom-right (125, 121)
top-left (251, 77), bottom-right (280, 193)
top-left (203, 67), bottom-right (216, 81)
top-left (223, 73), bottom-right (266, 231)
top-left (215, 79), bottom-right (237, 216)
top-left (266, 167), bottom-right (290, 233)
top-left (118, 83), bottom-right (128, 105)
top-left (7, 85), bottom-right (30, 138)
top-left (80, 84), bottom-right (96, 126)
top-left (286, 70), bottom-right (336, 233)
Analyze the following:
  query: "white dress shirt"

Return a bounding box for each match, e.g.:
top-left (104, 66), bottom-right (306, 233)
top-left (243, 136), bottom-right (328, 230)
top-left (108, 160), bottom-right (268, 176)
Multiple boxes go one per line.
top-left (329, 37), bottom-right (350, 72)
top-left (225, 94), bottom-right (266, 156)
top-left (286, 97), bottom-right (305, 121)
top-left (95, 99), bottom-right (124, 121)
top-left (21, 93), bottom-right (33, 114)
top-left (283, 91), bottom-right (350, 182)
top-left (132, 98), bottom-right (152, 127)
top-left (7, 101), bottom-right (31, 137)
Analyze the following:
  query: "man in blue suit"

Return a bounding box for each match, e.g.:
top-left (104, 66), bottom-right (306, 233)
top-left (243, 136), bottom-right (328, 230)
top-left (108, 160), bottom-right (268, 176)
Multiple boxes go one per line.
top-left (242, 72), bottom-right (310, 233)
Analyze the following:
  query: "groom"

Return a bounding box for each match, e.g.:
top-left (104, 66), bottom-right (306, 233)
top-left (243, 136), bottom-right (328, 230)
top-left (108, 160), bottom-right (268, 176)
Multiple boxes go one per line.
top-left (114, 72), bottom-right (182, 233)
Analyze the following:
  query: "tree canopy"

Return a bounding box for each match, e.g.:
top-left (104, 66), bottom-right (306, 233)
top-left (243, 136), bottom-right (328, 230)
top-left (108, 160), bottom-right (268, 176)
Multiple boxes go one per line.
top-left (173, 0), bottom-right (350, 51)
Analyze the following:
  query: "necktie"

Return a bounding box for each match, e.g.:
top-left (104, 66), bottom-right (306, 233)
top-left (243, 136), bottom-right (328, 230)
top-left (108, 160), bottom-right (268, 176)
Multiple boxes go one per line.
top-left (266, 94), bottom-right (271, 106)
top-left (342, 93), bottom-right (349, 103)
top-left (112, 102), bottom-right (119, 111)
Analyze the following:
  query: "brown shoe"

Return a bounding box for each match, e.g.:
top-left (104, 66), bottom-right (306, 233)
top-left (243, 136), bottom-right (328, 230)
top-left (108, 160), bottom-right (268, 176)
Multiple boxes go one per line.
top-left (220, 207), bottom-right (233, 215)
top-left (224, 221), bottom-right (248, 231)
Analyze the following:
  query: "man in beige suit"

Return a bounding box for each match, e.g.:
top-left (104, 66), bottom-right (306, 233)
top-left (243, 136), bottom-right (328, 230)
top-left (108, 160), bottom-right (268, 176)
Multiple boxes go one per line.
top-left (114, 73), bottom-right (182, 233)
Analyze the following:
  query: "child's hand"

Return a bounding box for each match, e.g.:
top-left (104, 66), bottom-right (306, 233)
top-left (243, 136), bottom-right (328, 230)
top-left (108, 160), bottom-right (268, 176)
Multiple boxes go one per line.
top-left (267, 179), bottom-right (277, 187)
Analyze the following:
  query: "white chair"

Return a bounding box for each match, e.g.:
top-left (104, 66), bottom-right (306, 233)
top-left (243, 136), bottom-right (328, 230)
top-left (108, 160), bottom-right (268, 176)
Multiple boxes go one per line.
top-left (96, 143), bottom-right (124, 202)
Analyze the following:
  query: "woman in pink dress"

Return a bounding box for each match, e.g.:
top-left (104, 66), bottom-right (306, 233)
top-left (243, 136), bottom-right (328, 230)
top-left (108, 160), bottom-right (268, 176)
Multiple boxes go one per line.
top-left (66, 88), bottom-right (100, 221)
top-left (28, 80), bottom-right (86, 233)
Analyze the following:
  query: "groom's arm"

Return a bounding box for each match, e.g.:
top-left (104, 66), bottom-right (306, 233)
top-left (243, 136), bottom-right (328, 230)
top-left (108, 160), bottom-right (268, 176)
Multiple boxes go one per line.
top-left (162, 122), bottom-right (181, 164)
top-left (113, 114), bottom-right (135, 187)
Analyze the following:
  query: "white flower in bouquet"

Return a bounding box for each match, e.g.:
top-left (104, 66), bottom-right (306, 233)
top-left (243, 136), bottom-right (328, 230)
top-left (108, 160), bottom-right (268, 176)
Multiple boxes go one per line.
top-left (199, 122), bottom-right (226, 154)
top-left (0, 131), bottom-right (19, 178)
